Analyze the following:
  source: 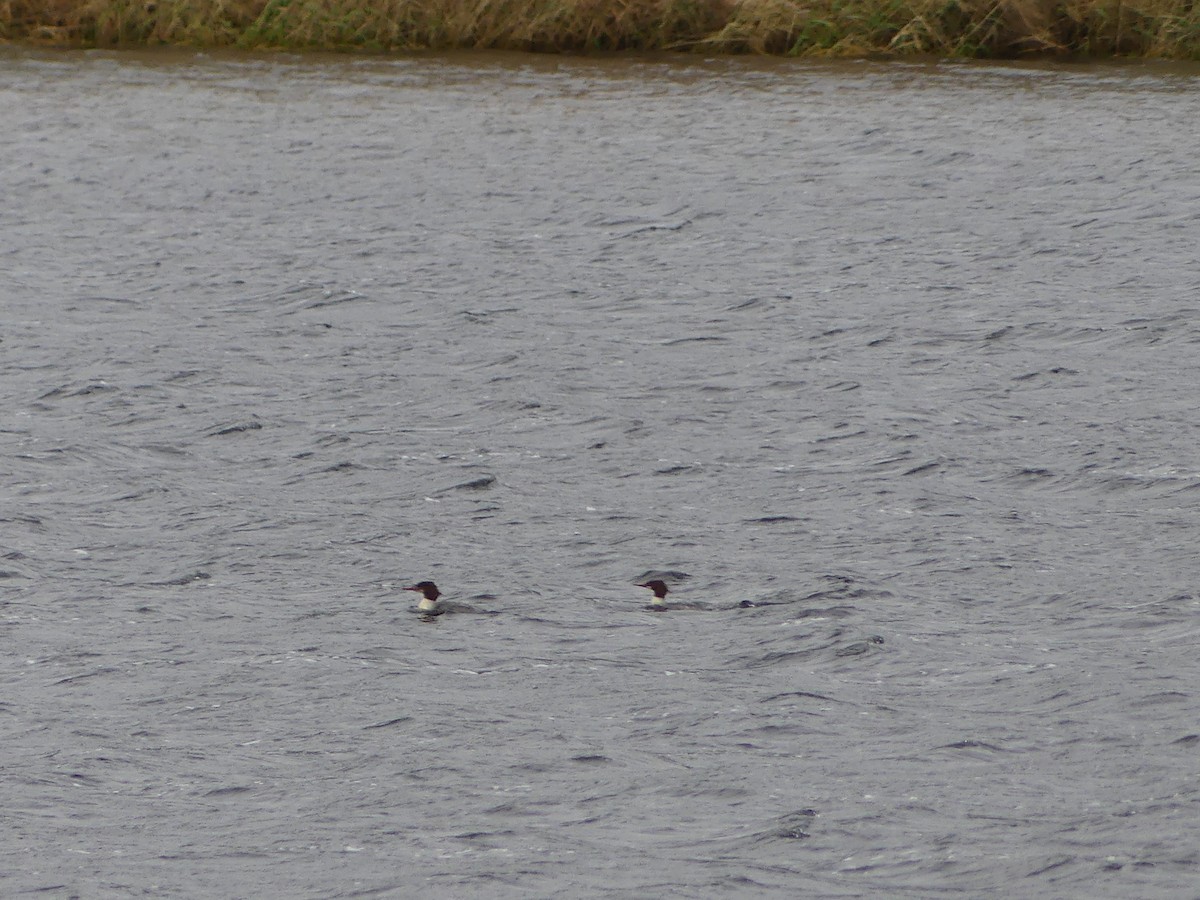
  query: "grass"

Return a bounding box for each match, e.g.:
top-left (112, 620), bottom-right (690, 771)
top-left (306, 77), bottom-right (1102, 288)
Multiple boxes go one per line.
top-left (5, 0), bottom-right (1200, 57)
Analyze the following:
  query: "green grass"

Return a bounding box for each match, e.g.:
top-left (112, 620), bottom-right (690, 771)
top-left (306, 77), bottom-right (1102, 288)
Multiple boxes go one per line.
top-left (5, 0), bottom-right (1200, 58)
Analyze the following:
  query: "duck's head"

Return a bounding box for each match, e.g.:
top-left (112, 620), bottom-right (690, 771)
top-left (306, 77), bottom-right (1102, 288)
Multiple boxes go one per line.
top-left (637, 579), bottom-right (669, 606)
top-left (405, 580), bottom-right (441, 610)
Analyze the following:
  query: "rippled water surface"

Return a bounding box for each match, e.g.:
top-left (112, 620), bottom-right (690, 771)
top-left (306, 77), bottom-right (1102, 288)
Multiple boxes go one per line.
top-left (4, 48), bottom-right (1200, 898)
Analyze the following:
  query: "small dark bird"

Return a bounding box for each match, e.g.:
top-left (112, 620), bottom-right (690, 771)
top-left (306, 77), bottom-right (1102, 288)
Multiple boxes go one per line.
top-left (404, 580), bottom-right (442, 614)
top-left (637, 579), bottom-right (670, 610)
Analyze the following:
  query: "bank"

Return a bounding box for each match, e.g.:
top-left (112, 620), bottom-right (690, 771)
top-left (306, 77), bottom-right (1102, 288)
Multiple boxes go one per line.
top-left (5, 0), bottom-right (1200, 58)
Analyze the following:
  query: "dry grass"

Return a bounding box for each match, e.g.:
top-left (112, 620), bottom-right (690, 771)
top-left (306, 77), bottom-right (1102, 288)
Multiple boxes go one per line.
top-left (4, 0), bottom-right (1200, 57)
top-left (236, 0), bottom-right (734, 51)
top-left (706, 0), bottom-right (1200, 57)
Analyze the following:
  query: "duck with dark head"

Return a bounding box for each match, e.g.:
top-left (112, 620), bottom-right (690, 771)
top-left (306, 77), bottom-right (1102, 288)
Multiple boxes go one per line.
top-left (637, 579), bottom-right (670, 611)
top-left (403, 581), bottom-right (500, 619)
top-left (405, 580), bottom-right (443, 617)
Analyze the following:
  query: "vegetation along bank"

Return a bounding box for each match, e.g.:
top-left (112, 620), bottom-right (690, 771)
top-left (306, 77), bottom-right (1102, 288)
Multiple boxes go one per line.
top-left (5, 0), bottom-right (1200, 59)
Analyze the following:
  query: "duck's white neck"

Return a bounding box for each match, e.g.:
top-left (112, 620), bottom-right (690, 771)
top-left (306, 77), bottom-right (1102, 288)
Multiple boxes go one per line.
top-left (418, 597), bottom-right (439, 612)
top-left (650, 596), bottom-right (667, 608)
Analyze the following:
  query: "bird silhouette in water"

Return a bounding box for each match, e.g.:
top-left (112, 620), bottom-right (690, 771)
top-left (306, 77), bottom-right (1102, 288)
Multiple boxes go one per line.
top-left (403, 580), bottom-right (499, 619)
top-left (404, 580), bottom-right (443, 619)
top-left (637, 579), bottom-right (670, 611)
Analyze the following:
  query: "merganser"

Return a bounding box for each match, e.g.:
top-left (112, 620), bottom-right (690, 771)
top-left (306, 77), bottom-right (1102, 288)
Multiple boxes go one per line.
top-left (403, 580), bottom-right (499, 618)
top-left (637, 579), bottom-right (670, 610)
top-left (404, 580), bottom-right (443, 616)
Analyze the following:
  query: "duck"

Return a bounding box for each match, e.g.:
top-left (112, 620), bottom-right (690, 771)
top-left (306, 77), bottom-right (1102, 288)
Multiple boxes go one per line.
top-left (403, 580), bottom-right (499, 618)
top-left (404, 580), bottom-right (443, 617)
top-left (637, 579), bottom-right (670, 611)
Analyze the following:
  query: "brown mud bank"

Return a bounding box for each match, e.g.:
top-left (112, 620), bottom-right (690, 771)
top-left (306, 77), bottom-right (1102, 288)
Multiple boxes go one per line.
top-left (5, 0), bottom-right (1200, 58)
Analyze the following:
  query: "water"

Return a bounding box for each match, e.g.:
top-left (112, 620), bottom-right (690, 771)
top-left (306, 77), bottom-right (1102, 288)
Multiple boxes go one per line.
top-left (3, 48), bottom-right (1200, 898)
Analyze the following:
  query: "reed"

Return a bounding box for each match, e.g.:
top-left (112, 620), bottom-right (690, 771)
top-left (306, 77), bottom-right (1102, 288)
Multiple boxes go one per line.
top-left (707, 0), bottom-right (1200, 57)
top-left (4, 0), bottom-right (1200, 57)
top-left (238, 0), bottom-right (734, 51)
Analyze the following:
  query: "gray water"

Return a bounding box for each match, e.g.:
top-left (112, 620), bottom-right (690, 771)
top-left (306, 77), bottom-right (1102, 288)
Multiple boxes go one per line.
top-left (3, 48), bottom-right (1200, 898)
